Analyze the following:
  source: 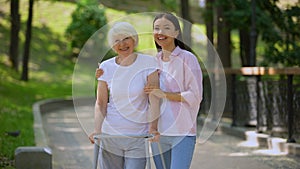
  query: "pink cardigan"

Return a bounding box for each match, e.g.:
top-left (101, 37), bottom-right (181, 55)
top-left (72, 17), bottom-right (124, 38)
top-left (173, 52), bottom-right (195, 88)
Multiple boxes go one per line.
top-left (157, 46), bottom-right (203, 136)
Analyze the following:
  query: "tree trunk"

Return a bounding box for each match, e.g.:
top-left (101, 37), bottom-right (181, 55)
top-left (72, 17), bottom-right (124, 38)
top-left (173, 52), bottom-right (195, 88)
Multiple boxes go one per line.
top-left (21, 0), bottom-right (34, 81)
top-left (180, 0), bottom-right (192, 47)
top-left (205, 0), bottom-right (214, 46)
top-left (239, 29), bottom-right (251, 66)
top-left (9, 0), bottom-right (20, 71)
top-left (205, 0), bottom-right (215, 68)
top-left (216, 1), bottom-right (232, 116)
top-left (216, 4), bottom-right (231, 67)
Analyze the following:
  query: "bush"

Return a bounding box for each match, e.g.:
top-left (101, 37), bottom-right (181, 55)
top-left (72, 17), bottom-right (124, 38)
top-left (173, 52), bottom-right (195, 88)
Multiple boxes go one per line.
top-left (65, 1), bottom-right (107, 56)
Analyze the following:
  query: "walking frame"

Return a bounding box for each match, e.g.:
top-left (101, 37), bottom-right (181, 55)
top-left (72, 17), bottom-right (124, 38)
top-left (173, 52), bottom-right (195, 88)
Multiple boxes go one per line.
top-left (93, 134), bottom-right (164, 169)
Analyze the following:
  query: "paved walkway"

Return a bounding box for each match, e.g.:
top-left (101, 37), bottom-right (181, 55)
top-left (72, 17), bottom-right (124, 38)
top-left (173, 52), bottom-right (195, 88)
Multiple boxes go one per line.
top-left (42, 104), bottom-right (300, 169)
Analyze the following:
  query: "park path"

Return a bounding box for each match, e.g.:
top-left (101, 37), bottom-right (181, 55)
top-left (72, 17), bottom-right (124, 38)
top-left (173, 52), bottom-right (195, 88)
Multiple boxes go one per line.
top-left (42, 104), bottom-right (300, 169)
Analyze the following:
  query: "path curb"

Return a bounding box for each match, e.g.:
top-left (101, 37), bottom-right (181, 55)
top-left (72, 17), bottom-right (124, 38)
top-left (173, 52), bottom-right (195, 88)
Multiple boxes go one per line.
top-left (218, 121), bottom-right (300, 156)
top-left (33, 97), bottom-right (73, 146)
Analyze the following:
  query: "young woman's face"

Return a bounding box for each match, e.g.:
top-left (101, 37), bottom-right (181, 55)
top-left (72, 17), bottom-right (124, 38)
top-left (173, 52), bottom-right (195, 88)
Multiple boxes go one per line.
top-left (112, 35), bottom-right (135, 57)
top-left (153, 17), bottom-right (179, 49)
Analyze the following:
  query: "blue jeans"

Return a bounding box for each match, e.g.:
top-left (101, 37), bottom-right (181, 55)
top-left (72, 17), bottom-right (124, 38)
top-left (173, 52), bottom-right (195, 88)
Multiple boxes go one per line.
top-left (151, 136), bottom-right (196, 169)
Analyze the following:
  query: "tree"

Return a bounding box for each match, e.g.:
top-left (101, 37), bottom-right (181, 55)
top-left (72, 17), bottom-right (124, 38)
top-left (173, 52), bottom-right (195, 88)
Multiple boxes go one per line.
top-left (226, 0), bottom-right (257, 66)
top-left (21, 0), bottom-right (34, 81)
top-left (9, 0), bottom-right (20, 71)
top-left (216, 0), bottom-right (231, 68)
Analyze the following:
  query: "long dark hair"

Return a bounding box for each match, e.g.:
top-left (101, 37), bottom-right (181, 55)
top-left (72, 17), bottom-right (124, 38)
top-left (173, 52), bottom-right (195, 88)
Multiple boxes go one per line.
top-left (153, 12), bottom-right (194, 54)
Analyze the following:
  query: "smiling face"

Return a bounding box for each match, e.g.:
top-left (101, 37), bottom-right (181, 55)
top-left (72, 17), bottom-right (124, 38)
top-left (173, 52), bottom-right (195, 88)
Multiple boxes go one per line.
top-left (153, 17), bottom-right (179, 50)
top-left (112, 35), bottom-right (135, 57)
top-left (107, 22), bottom-right (139, 57)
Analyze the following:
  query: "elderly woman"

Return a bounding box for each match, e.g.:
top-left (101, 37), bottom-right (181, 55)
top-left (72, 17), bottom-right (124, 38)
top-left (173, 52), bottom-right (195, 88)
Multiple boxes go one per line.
top-left (88, 22), bottom-right (160, 169)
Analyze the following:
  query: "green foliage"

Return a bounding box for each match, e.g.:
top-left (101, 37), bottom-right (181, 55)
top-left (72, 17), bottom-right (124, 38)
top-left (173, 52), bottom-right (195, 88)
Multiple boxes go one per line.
top-left (159, 0), bottom-right (178, 11)
top-left (258, 1), bottom-right (300, 66)
top-left (65, 1), bottom-right (107, 55)
top-left (223, 0), bottom-right (251, 30)
top-left (217, 0), bottom-right (300, 66)
top-left (0, 58), bottom-right (73, 168)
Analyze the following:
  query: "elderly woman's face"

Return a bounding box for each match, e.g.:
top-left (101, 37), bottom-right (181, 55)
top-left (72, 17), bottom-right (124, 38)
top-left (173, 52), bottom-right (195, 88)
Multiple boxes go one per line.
top-left (112, 34), bottom-right (135, 57)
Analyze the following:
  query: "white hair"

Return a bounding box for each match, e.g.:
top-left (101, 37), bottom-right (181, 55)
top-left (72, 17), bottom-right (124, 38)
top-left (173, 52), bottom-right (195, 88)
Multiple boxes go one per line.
top-left (107, 22), bottom-right (139, 48)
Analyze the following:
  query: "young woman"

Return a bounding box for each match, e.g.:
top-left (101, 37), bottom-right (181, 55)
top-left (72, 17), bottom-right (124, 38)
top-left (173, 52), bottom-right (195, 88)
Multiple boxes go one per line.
top-left (89, 22), bottom-right (160, 169)
top-left (143, 12), bottom-right (203, 169)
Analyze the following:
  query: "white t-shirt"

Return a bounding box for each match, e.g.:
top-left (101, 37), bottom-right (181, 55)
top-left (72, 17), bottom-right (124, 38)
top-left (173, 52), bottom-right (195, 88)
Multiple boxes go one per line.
top-left (98, 53), bottom-right (158, 135)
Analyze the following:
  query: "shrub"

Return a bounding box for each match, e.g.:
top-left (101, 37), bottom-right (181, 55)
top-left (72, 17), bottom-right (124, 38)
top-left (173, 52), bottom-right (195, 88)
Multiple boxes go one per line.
top-left (65, 1), bottom-right (107, 56)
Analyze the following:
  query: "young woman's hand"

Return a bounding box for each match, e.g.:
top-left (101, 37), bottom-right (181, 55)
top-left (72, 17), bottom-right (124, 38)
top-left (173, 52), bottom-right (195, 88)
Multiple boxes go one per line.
top-left (144, 86), bottom-right (165, 99)
top-left (95, 68), bottom-right (104, 79)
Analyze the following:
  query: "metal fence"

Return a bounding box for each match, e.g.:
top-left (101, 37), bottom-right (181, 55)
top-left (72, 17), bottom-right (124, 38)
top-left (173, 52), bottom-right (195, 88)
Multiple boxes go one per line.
top-left (200, 67), bottom-right (300, 143)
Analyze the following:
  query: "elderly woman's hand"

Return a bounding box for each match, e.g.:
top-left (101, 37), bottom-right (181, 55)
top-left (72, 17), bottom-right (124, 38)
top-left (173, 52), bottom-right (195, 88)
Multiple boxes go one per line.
top-left (88, 132), bottom-right (101, 144)
top-left (149, 129), bottom-right (160, 142)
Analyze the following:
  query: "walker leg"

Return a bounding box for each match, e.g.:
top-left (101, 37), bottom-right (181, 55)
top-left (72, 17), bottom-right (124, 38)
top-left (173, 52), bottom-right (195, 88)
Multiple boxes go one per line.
top-left (93, 143), bottom-right (100, 169)
top-left (157, 142), bottom-right (167, 169)
top-left (145, 139), bottom-right (151, 169)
